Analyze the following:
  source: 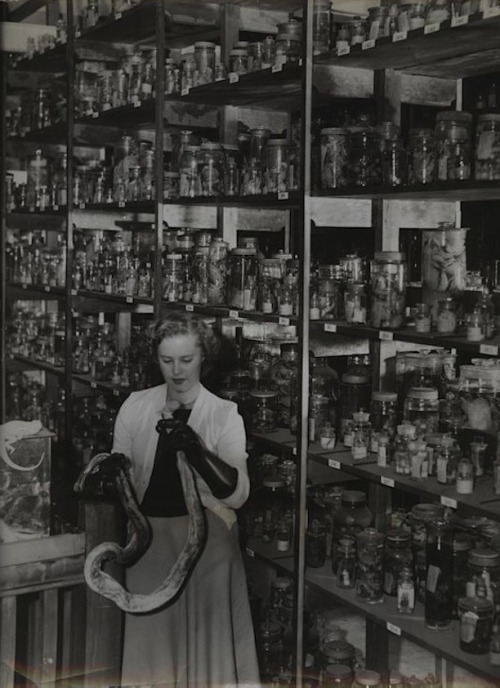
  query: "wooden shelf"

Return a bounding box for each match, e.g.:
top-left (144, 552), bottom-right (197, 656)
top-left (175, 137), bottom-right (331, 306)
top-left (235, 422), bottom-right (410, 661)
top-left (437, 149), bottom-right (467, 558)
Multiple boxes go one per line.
top-left (8, 354), bottom-right (65, 377)
top-left (164, 191), bottom-right (301, 209)
top-left (316, 10), bottom-right (500, 79)
top-left (12, 43), bottom-right (67, 73)
top-left (7, 283), bottom-right (66, 299)
top-left (72, 373), bottom-right (130, 398)
top-left (7, 121), bottom-right (67, 144)
top-left (314, 180), bottom-right (500, 202)
top-left (73, 289), bottom-right (154, 308)
top-left (160, 301), bottom-right (299, 326)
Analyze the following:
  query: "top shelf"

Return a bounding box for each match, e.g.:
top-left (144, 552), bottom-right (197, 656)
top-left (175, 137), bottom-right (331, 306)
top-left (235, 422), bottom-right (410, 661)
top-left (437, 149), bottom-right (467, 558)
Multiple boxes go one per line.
top-left (316, 9), bottom-right (500, 79)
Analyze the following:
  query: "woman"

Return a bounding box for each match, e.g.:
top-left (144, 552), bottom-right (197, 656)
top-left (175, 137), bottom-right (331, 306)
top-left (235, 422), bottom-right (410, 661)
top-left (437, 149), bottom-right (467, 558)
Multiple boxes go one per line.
top-left (112, 312), bottom-right (260, 687)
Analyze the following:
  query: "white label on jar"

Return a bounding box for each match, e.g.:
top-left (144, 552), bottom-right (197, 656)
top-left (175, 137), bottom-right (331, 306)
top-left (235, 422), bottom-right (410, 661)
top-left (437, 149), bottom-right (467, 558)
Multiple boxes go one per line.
top-left (278, 315), bottom-right (291, 324)
top-left (90, 381), bottom-right (97, 389)
top-left (424, 23), bottom-right (440, 33)
top-left (229, 72), bottom-right (239, 84)
top-left (393, 31), bottom-right (408, 42)
top-left (460, 611), bottom-right (479, 643)
top-left (181, 87), bottom-right (190, 96)
top-left (477, 131), bottom-right (495, 160)
top-left (324, 323), bottom-right (337, 333)
top-left (379, 330), bottom-right (394, 341)
top-left (480, 343), bottom-right (498, 356)
top-left (278, 191), bottom-right (289, 200)
top-left (362, 39), bottom-right (376, 50)
top-left (467, 326), bottom-right (483, 342)
top-left (328, 458), bottom-right (341, 470)
top-left (115, 11), bottom-right (122, 19)
top-left (381, 476), bottom-right (395, 488)
top-left (44, 286), bottom-right (50, 292)
top-left (228, 310), bottom-right (239, 319)
top-left (451, 15), bottom-right (469, 26)
top-left (337, 45), bottom-right (350, 56)
top-left (92, 111), bottom-right (99, 118)
top-left (272, 63), bottom-right (283, 73)
top-left (352, 445), bottom-right (367, 460)
top-left (426, 564), bottom-right (441, 593)
top-left (484, 6), bottom-right (500, 18)
top-left (245, 547), bottom-right (255, 557)
top-left (441, 495), bottom-right (457, 509)
top-left (126, 296), bottom-right (133, 304)
top-left (456, 478), bottom-right (474, 495)
top-left (386, 622), bottom-right (401, 636)
top-left (185, 304), bottom-right (194, 312)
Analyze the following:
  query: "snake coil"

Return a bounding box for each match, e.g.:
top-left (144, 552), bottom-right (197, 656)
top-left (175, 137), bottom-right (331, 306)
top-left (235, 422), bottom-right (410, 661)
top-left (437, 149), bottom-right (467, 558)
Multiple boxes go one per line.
top-left (74, 450), bottom-right (206, 614)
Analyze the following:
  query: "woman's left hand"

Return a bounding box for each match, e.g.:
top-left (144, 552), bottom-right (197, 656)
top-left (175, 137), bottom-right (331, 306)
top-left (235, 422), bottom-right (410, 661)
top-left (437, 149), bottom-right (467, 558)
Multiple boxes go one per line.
top-left (168, 424), bottom-right (206, 465)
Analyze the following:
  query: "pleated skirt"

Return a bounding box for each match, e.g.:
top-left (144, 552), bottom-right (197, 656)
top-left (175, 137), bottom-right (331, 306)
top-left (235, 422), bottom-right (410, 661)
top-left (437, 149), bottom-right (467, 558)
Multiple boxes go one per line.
top-left (121, 510), bottom-right (261, 688)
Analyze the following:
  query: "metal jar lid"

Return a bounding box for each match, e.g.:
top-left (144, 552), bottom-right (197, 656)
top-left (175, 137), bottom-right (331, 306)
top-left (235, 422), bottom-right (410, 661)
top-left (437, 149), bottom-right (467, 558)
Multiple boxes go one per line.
top-left (341, 489), bottom-right (367, 506)
top-left (342, 373), bottom-right (370, 385)
top-left (372, 391), bottom-right (398, 403)
top-left (411, 503), bottom-right (445, 521)
top-left (406, 387), bottom-right (439, 401)
top-left (468, 548), bottom-right (500, 568)
top-left (322, 640), bottom-right (355, 661)
top-left (354, 670), bottom-right (382, 686)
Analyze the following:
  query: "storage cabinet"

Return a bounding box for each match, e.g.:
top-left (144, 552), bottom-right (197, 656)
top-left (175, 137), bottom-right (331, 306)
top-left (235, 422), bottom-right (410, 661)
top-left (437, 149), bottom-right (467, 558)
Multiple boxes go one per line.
top-left (2, 1), bottom-right (500, 685)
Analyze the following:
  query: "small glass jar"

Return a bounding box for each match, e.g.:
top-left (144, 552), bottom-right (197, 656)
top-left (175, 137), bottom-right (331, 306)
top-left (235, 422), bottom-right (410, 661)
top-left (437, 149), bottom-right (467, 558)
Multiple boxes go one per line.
top-left (456, 456), bottom-right (474, 494)
top-left (398, 3), bottom-right (427, 31)
top-left (339, 373), bottom-right (371, 443)
top-left (344, 283), bottom-right (367, 324)
top-left (179, 145), bottom-right (201, 198)
top-left (335, 537), bottom-right (357, 589)
top-left (318, 264), bottom-right (344, 319)
top-left (394, 423), bottom-right (416, 475)
top-left (384, 529), bottom-right (413, 597)
top-left (436, 297), bottom-right (457, 334)
top-left (367, 5), bottom-right (389, 39)
top-left (371, 391), bottom-right (398, 451)
top-left (414, 303), bottom-right (432, 333)
top-left (229, 49), bottom-right (248, 75)
top-left (468, 549), bottom-right (500, 611)
top-left (228, 248), bottom-right (258, 311)
top-left (320, 641), bottom-right (356, 671)
top-left (274, 33), bottom-right (301, 66)
top-left (257, 620), bottom-right (284, 683)
top-left (426, 0), bottom-right (451, 24)
top-left (313, 0), bottom-right (332, 54)
top-left (474, 114), bottom-right (500, 181)
top-left (353, 670), bottom-right (381, 688)
top-left (207, 237), bottom-right (229, 304)
top-left (404, 387), bottom-right (439, 435)
top-left (223, 144), bottom-right (241, 196)
top-left (194, 41), bottom-right (215, 86)
top-left (349, 16), bottom-right (367, 45)
top-left (348, 128), bottom-right (381, 187)
top-left (435, 111), bottom-right (473, 182)
top-left (370, 251), bottom-right (407, 329)
top-left (408, 128), bottom-right (436, 185)
top-left (333, 491), bottom-right (373, 547)
top-left (323, 664), bottom-right (354, 688)
top-left (266, 138), bottom-right (289, 194)
top-left (198, 142), bottom-right (225, 197)
top-left (306, 519), bottom-right (327, 568)
top-left (180, 54), bottom-right (196, 91)
top-left (163, 253), bottom-right (184, 302)
top-left (425, 519), bottom-right (454, 630)
top-left (458, 584), bottom-right (494, 654)
top-left (356, 528), bottom-right (384, 604)
top-left (309, 394), bottom-right (330, 443)
top-left (247, 390), bottom-right (278, 433)
top-left (321, 128), bottom-right (349, 189)
top-left (453, 533), bottom-right (472, 618)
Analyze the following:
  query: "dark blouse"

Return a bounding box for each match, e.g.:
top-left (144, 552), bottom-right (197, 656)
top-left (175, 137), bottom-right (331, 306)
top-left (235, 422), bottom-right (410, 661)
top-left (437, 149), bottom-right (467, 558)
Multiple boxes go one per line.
top-left (140, 408), bottom-right (191, 517)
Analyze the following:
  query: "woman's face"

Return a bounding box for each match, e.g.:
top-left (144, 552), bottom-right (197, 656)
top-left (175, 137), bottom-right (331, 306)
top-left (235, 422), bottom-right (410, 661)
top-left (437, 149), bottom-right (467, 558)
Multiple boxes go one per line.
top-left (157, 333), bottom-right (203, 393)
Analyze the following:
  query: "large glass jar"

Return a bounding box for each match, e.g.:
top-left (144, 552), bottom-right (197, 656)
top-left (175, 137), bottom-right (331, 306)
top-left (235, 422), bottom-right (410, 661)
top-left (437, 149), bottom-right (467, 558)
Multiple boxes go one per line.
top-left (434, 111), bottom-right (473, 182)
top-left (370, 251), bottom-right (407, 329)
top-left (475, 114), bottom-right (500, 181)
top-left (404, 387), bottom-right (439, 435)
top-left (163, 253), bottom-right (184, 302)
top-left (320, 641), bottom-right (356, 671)
top-left (384, 529), bottom-right (413, 597)
top-left (274, 33), bottom-right (301, 66)
top-left (344, 283), bottom-right (367, 324)
top-left (356, 528), bottom-right (384, 604)
top-left (171, 130), bottom-right (199, 173)
top-left (333, 490), bottom-right (373, 546)
top-left (313, 0), bottom-right (332, 53)
top-left (453, 533), bottom-right (472, 618)
top-left (247, 391), bottom-right (278, 433)
top-left (371, 391), bottom-right (398, 449)
top-left (348, 128), bottom-right (381, 187)
top-left (228, 248), bottom-right (258, 311)
top-left (408, 128), bottom-right (435, 185)
top-left (270, 342), bottom-right (299, 430)
top-left (265, 138), bottom-right (289, 194)
top-left (207, 237), bottom-right (228, 304)
top-left (318, 264), bottom-right (344, 319)
top-left (339, 373), bottom-right (371, 442)
top-left (198, 142), bottom-right (225, 197)
top-left (257, 620), bottom-right (284, 683)
top-left (320, 128), bottom-right (349, 189)
top-left (425, 520), bottom-right (454, 630)
top-left (194, 41), bottom-right (215, 86)
top-left (367, 5), bottom-right (389, 39)
top-left (468, 549), bottom-right (500, 612)
top-left (179, 145), bottom-right (200, 198)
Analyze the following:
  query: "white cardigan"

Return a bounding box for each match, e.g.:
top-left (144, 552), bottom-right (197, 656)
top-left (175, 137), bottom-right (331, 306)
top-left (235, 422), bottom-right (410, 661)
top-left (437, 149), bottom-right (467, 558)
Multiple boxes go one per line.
top-left (112, 383), bottom-right (250, 527)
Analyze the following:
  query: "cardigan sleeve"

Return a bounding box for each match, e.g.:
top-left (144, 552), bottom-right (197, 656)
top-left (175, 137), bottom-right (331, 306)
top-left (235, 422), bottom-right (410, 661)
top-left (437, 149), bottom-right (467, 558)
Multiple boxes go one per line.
top-left (213, 404), bottom-right (250, 510)
top-left (111, 394), bottom-right (135, 460)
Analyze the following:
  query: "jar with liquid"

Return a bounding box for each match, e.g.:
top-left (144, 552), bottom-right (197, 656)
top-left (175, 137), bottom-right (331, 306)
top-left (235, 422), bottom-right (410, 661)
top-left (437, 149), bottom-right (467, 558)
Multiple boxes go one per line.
top-left (207, 237), bottom-right (228, 303)
top-left (453, 533), bottom-right (472, 617)
top-left (370, 391), bottom-right (398, 451)
top-left (348, 128), bottom-right (381, 187)
top-left (333, 491), bottom-right (373, 545)
top-left (435, 111), bottom-right (473, 182)
top-left (468, 549), bottom-right (500, 611)
top-left (356, 530), bottom-right (384, 605)
top-left (266, 138), bottom-right (289, 194)
top-left (313, 0), bottom-right (332, 54)
top-left (247, 390), bottom-right (278, 433)
top-left (436, 297), bottom-right (457, 334)
top-left (384, 529), bottom-right (413, 596)
top-left (274, 33), bottom-right (301, 66)
top-left (367, 5), bottom-right (389, 39)
top-left (228, 248), bottom-right (258, 311)
top-left (163, 253), bottom-right (184, 302)
top-left (26, 149), bottom-right (51, 209)
top-left (408, 128), bottom-right (436, 184)
top-left (370, 251), bottom-right (407, 329)
top-left (178, 145), bottom-right (200, 198)
top-left (414, 303), bottom-right (432, 333)
top-left (198, 142), bottom-right (225, 197)
top-left (306, 519), bottom-right (327, 568)
top-left (339, 373), bottom-right (371, 443)
top-left (320, 641), bottom-right (356, 671)
top-left (404, 387), bottom-right (439, 435)
top-left (425, 519), bottom-right (454, 630)
top-left (344, 283), bottom-right (367, 324)
top-left (335, 536), bottom-right (357, 589)
top-left (194, 42), bottom-right (215, 86)
top-left (318, 264), bottom-right (344, 319)
top-left (458, 581), bottom-right (494, 654)
top-left (270, 342), bottom-right (299, 429)
top-left (257, 621), bottom-right (284, 683)
top-left (321, 128), bottom-right (349, 189)
top-left (475, 114), bottom-right (500, 181)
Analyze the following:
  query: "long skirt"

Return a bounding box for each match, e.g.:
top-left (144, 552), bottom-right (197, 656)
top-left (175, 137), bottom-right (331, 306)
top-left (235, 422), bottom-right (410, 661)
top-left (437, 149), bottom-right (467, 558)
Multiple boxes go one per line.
top-left (121, 510), bottom-right (261, 688)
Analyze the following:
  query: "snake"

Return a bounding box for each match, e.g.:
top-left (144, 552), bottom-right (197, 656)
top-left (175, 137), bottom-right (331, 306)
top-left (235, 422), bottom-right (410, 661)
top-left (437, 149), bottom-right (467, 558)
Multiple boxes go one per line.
top-left (74, 450), bottom-right (206, 614)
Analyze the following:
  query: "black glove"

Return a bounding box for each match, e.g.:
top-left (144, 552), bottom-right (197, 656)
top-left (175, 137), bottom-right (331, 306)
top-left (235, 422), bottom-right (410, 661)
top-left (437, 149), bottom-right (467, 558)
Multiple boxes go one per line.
top-left (164, 424), bottom-right (238, 500)
top-left (76, 452), bottom-right (129, 501)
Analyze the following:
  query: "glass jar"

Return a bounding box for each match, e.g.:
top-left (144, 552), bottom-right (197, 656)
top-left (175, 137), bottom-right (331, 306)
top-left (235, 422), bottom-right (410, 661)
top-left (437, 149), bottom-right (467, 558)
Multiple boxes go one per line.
top-left (223, 144), bottom-right (241, 196)
top-left (171, 130), bottom-right (199, 173)
top-left (344, 283), bottom-right (367, 324)
top-left (318, 264), bottom-right (344, 319)
top-left (398, 3), bottom-right (427, 31)
top-left (26, 149), bottom-right (51, 210)
top-left (474, 114), bottom-right (500, 181)
top-left (370, 391), bottom-right (398, 451)
top-left (348, 128), bottom-right (381, 187)
top-left (194, 41), bottom-right (215, 86)
top-left (333, 490), bottom-right (373, 548)
top-left (306, 518), bottom-right (327, 568)
top-left (247, 390), bottom-right (278, 433)
top-left (250, 127), bottom-right (271, 168)
top-left (436, 297), bottom-right (457, 334)
top-left (266, 138), bottom-right (289, 194)
top-left (320, 641), bottom-right (356, 671)
top-left (313, 0), bottom-right (332, 54)
top-left (404, 387), bottom-right (439, 435)
top-left (427, 0), bottom-right (451, 24)
top-left (320, 128), bottom-right (349, 190)
top-left (198, 142), bottom-right (225, 197)
top-left (228, 248), bottom-right (258, 311)
top-left (163, 253), bottom-right (184, 302)
top-left (257, 620), bottom-right (284, 683)
top-left (414, 303), bottom-right (431, 333)
top-left (367, 5), bottom-right (389, 39)
top-left (339, 373), bottom-right (371, 443)
top-left (468, 548), bottom-right (500, 611)
top-left (229, 48), bottom-right (248, 75)
top-left (408, 128), bottom-right (435, 185)
top-left (370, 251), bottom-right (407, 329)
top-left (180, 53), bottom-right (196, 91)
top-left (459, 583), bottom-right (494, 655)
top-left (356, 528), bottom-right (384, 604)
top-left (384, 529), bottom-right (413, 596)
top-left (323, 664), bottom-right (354, 688)
top-left (178, 145), bottom-right (200, 198)
top-left (207, 237), bottom-right (228, 304)
top-left (354, 670), bottom-right (381, 688)
top-left (340, 253), bottom-right (365, 283)
top-left (453, 533), bottom-right (472, 618)
top-left (270, 342), bottom-right (299, 430)
top-left (335, 536), bottom-right (357, 589)
top-left (381, 136), bottom-right (407, 186)
top-left (309, 394), bottom-right (330, 443)
top-left (349, 16), bottom-right (367, 45)
top-left (274, 33), bottom-right (301, 66)
top-left (425, 520), bottom-right (454, 630)
top-left (393, 423), bottom-right (415, 475)
top-left (434, 111), bottom-right (473, 182)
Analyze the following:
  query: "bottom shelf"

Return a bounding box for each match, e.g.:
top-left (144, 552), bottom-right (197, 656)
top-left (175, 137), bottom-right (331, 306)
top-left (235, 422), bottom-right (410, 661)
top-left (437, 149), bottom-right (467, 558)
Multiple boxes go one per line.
top-left (247, 539), bottom-right (500, 683)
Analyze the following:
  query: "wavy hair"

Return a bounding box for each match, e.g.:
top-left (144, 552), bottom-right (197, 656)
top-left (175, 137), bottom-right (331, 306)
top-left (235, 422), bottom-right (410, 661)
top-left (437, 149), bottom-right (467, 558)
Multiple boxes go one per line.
top-left (149, 312), bottom-right (218, 362)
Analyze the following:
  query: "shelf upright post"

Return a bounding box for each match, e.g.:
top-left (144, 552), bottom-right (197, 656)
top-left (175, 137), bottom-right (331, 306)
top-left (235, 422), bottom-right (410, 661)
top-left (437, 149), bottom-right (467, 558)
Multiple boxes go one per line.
top-left (293, 0), bottom-right (313, 684)
top-left (153, 0), bottom-right (166, 319)
top-left (0, 1), bottom-right (7, 422)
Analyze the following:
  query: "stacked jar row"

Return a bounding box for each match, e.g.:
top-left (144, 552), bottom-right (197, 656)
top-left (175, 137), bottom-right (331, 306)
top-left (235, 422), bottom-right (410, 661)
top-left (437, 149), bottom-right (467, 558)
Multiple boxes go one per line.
top-left (5, 150), bottom-right (68, 213)
top-left (6, 88), bottom-right (66, 137)
top-left (169, 127), bottom-right (299, 199)
top-left (319, 113), bottom-right (500, 190)
top-left (7, 304), bottom-right (66, 367)
top-left (5, 372), bottom-right (62, 436)
top-left (6, 230), bottom-right (66, 288)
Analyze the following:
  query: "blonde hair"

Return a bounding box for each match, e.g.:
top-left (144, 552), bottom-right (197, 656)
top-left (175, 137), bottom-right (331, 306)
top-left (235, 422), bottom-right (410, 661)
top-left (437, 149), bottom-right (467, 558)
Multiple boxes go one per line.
top-left (149, 312), bottom-right (218, 361)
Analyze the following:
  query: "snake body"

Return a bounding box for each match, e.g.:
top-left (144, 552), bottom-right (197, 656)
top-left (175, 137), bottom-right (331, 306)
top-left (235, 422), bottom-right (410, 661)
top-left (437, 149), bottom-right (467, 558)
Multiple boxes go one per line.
top-left (75, 450), bottom-right (206, 614)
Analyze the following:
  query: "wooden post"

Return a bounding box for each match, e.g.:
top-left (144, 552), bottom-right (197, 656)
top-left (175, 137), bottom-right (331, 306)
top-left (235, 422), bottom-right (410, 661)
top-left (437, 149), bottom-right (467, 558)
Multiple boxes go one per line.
top-left (0, 597), bottom-right (16, 688)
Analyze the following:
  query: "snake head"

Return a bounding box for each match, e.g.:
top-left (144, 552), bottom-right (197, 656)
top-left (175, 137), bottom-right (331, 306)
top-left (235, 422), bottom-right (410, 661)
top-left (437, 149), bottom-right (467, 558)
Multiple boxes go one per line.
top-left (74, 452), bottom-right (131, 498)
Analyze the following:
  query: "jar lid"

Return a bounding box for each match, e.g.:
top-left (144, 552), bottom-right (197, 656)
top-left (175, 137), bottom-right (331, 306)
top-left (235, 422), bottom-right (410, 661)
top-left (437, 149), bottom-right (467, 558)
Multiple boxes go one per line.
top-left (276, 32), bottom-right (301, 41)
top-left (194, 41), bottom-right (216, 48)
top-left (453, 533), bottom-right (472, 552)
top-left (232, 248), bottom-right (256, 255)
top-left (249, 390), bottom-right (278, 399)
top-left (341, 489), bottom-right (367, 505)
top-left (321, 127), bottom-right (348, 135)
top-left (201, 142), bottom-right (223, 150)
top-left (357, 527), bottom-right (384, 543)
top-left (341, 373), bottom-right (370, 384)
top-left (184, 145), bottom-right (200, 152)
top-left (374, 251), bottom-right (405, 263)
top-left (230, 49), bottom-right (248, 56)
top-left (386, 528), bottom-right (411, 544)
top-left (263, 476), bottom-right (286, 489)
top-left (372, 391), bottom-right (397, 402)
top-left (354, 670), bottom-right (382, 686)
top-left (436, 110), bottom-right (473, 123)
top-left (267, 137), bottom-right (290, 146)
top-left (478, 113), bottom-right (500, 122)
top-left (165, 253), bottom-right (183, 260)
top-left (411, 503), bottom-right (445, 521)
top-left (469, 548), bottom-right (500, 568)
top-left (272, 577), bottom-right (292, 589)
top-left (407, 387), bottom-right (439, 401)
top-left (259, 620), bottom-right (282, 638)
top-left (322, 640), bottom-right (354, 660)
top-left (273, 251), bottom-right (293, 260)
top-left (389, 671), bottom-right (404, 686)
top-left (325, 664), bottom-right (353, 680)
top-left (233, 40), bottom-right (250, 48)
